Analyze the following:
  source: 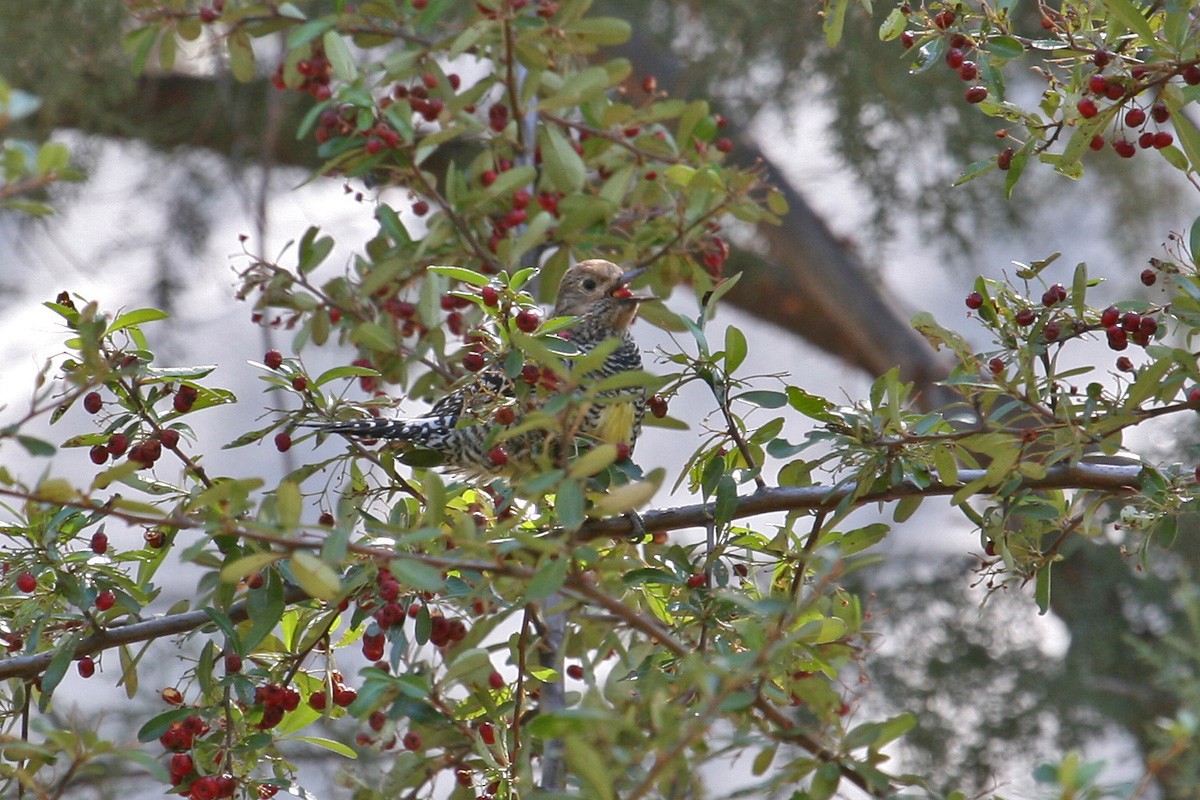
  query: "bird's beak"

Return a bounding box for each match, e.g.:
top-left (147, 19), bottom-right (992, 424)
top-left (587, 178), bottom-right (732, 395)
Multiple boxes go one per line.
top-left (616, 265), bottom-right (649, 288)
top-left (611, 265), bottom-right (651, 303)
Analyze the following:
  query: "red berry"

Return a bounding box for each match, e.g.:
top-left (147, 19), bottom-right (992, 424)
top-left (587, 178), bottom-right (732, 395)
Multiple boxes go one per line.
top-left (1141, 268), bottom-right (1157, 286)
top-left (686, 573), bottom-right (706, 589)
top-left (365, 138), bottom-right (383, 155)
top-left (463, 352), bottom-right (486, 372)
top-left (16, 572), bottom-right (36, 593)
top-left (494, 406), bottom-right (516, 425)
top-left (957, 62), bottom-right (978, 81)
top-left (368, 710), bottom-right (387, 732)
top-left (1139, 317), bottom-right (1158, 336)
top-left (106, 433), bottom-right (128, 457)
top-left (964, 86), bottom-right (988, 104)
top-left (900, 31), bottom-right (915, 48)
top-left (1015, 308), bottom-right (1036, 326)
top-left (1124, 107), bottom-right (1146, 127)
top-left (715, 137), bottom-right (733, 153)
top-left (1189, 387), bottom-right (1200, 405)
top-left (1116, 356), bottom-right (1134, 372)
top-left (1044, 322), bottom-right (1061, 341)
top-left (988, 357), bottom-right (1004, 375)
top-left (1101, 306), bottom-right (1120, 327)
top-left (224, 653), bottom-right (242, 673)
top-left (1152, 102), bottom-right (1171, 123)
top-left (487, 446), bottom-right (508, 467)
top-left (520, 363), bottom-right (540, 384)
top-left (566, 664), bottom-right (584, 680)
top-left (1088, 74), bottom-right (1108, 95)
top-left (648, 395), bottom-right (669, 418)
top-left (292, 376), bottom-right (308, 391)
top-left (1089, 135), bottom-right (1106, 151)
top-left (274, 432), bottom-right (292, 452)
top-left (95, 590), bottom-right (116, 611)
top-left (77, 657), bottom-right (96, 678)
top-left (1113, 139), bottom-right (1136, 158)
top-left (403, 731), bottom-right (422, 750)
top-left (264, 350), bottom-right (283, 369)
top-left (512, 189), bottom-right (531, 209)
top-left (89, 445), bottom-right (109, 465)
top-left (308, 691), bottom-right (327, 710)
top-left (615, 442), bottom-right (631, 462)
top-left (487, 671), bottom-right (505, 690)
top-left (1105, 82), bottom-right (1124, 101)
top-left (1122, 312), bottom-right (1142, 332)
top-left (83, 391), bottom-right (103, 414)
top-left (247, 572), bottom-right (265, 589)
top-left (933, 10), bottom-right (955, 29)
top-left (1077, 98), bottom-right (1098, 118)
top-left (1184, 65), bottom-right (1200, 85)
top-left (1138, 131), bottom-right (1156, 149)
top-left (160, 429), bottom-right (180, 449)
top-left (1106, 325), bottom-right (1128, 351)
top-left (481, 170), bottom-right (497, 186)
top-left (90, 532), bottom-right (108, 555)
top-left (478, 721), bottom-right (496, 744)
top-left (1153, 131), bottom-right (1174, 149)
top-left (515, 309), bottom-right (539, 333)
top-left (481, 286), bottom-right (499, 307)
top-left (412, 200), bottom-right (429, 216)
top-left (945, 48), bottom-right (964, 69)
top-left (333, 687), bottom-right (357, 707)
top-left (965, 291), bottom-right (984, 309)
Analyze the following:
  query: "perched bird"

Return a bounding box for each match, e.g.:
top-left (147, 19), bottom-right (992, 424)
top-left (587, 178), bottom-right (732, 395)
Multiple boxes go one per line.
top-left (307, 259), bottom-right (648, 477)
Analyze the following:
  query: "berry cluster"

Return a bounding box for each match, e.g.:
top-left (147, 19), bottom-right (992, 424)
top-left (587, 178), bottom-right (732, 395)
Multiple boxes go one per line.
top-left (1077, 54), bottom-right (1179, 158)
top-left (900, 14), bottom-right (990, 106)
top-left (254, 683), bottom-right (302, 730)
top-left (270, 45), bottom-right (332, 101)
top-left (307, 673), bottom-right (358, 711)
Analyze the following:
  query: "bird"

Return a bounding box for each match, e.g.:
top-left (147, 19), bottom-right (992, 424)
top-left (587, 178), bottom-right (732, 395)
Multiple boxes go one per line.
top-left (305, 259), bottom-right (648, 477)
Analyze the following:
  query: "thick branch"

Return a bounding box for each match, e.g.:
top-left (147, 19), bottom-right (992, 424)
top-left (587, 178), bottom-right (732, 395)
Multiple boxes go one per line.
top-left (0, 586), bottom-right (308, 681)
top-left (0, 461), bottom-right (1141, 680)
top-left (578, 461), bottom-right (1143, 540)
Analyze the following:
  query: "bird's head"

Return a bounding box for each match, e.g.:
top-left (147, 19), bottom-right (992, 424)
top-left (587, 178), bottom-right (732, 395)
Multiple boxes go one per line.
top-left (553, 259), bottom-right (649, 329)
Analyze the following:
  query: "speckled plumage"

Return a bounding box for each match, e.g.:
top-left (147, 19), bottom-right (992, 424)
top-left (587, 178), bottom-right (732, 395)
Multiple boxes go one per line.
top-left (310, 260), bottom-right (647, 476)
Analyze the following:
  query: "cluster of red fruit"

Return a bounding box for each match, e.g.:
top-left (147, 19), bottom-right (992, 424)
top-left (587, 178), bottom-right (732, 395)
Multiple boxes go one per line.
top-left (254, 682), bottom-right (303, 730)
top-left (900, 12), bottom-right (990, 106)
top-left (269, 45), bottom-right (332, 101)
top-left (1075, 51), bottom-right (1185, 158)
top-left (307, 673), bottom-right (358, 712)
top-left (158, 712), bottom-right (240, 800)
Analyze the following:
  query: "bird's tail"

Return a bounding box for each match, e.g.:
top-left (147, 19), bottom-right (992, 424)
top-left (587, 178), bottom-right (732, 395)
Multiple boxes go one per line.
top-left (300, 416), bottom-right (453, 446)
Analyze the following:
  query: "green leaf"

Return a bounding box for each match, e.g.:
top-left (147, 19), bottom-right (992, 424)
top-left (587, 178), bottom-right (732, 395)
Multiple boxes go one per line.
top-left (322, 30), bottom-right (359, 81)
top-left (17, 435), bottom-right (55, 456)
top-left (39, 633), bottom-right (82, 708)
top-left (108, 307), bottom-right (169, 335)
top-left (426, 265), bottom-right (490, 286)
top-left (737, 390), bottom-right (788, 409)
top-left (219, 552), bottom-right (285, 583)
top-left (823, 0), bottom-right (850, 47)
top-left (276, 480), bottom-right (302, 530)
top-left (563, 17), bottom-right (632, 45)
top-left (1100, 0), bottom-right (1157, 45)
top-left (290, 735), bottom-right (358, 759)
top-left (389, 558), bottom-right (444, 592)
top-left (1034, 563), bottom-right (1051, 614)
top-left (1191, 216), bottom-right (1200, 265)
top-left (987, 35), bottom-right (1026, 60)
top-left (724, 325), bottom-right (748, 373)
top-left (290, 552), bottom-right (341, 600)
top-left (878, 8), bottom-right (905, 40)
top-left (526, 554), bottom-right (569, 600)
top-left (556, 479), bottom-right (585, 531)
top-left (539, 126), bottom-right (586, 194)
top-left (227, 29), bottom-right (255, 82)
top-left (566, 736), bottom-right (616, 800)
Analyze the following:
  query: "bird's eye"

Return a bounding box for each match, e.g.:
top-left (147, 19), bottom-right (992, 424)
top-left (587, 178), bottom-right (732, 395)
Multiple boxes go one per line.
top-left (582, 278), bottom-right (597, 291)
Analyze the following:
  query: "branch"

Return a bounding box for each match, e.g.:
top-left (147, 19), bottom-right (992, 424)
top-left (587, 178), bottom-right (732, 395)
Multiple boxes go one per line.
top-left (0, 586), bottom-right (309, 680)
top-left (577, 461), bottom-right (1144, 540)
